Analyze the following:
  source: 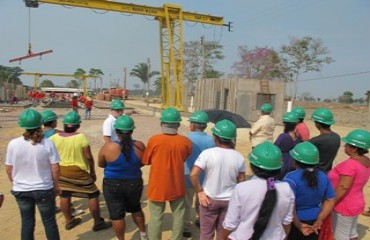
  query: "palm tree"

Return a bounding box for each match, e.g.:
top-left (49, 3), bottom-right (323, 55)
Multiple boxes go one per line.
top-left (73, 68), bottom-right (86, 88)
top-left (130, 63), bottom-right (160, 96)
top-left (89, 68), bottom-right (104, 92)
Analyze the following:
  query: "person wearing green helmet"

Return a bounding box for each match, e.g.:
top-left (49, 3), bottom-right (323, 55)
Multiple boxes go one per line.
top-left (274, 112), bottom-right (302, 177)
top-left (183, 111), bottom-right (215, 237)
top-left (98, 115), bottom-right (148, 240)
top-left (42, 109), bottom-right (63, 138)
top-left (284, 142), bottom-right (335, 240)
top-left (142, 107), bottom-right (192, 240)
top-left (328, 129), bottom-right (370, 240)
top-left (292, 106), bottom-right (310, 141)
top-left (6, 109), bottom-right (61, 239)
top-left (222, 142), bottom-right (294, 240)
top-left (50, 111), bottom-right (112, 231)
top-left (103, 99), bottom-right (125, 143)
top-left (190, 120), bottom-right (246, 240)
top-left (249, 103), bottom-right (275, 148)
top-left (310, 108), bottom-right (340, 173)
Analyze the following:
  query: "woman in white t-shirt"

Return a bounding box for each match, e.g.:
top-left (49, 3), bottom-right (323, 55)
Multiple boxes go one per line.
top-left (6, 109), bottom-right (61, 240)
top-left (222, 142), bottom-right (295, 240)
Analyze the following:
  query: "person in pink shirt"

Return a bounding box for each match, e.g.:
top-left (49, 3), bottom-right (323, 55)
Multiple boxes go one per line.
top-left (328, 129), bottom-right (370, 240)
top-left (292, 107), bottom-right (310, 141)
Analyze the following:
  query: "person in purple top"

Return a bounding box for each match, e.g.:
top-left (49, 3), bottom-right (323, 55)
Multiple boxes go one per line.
top-left (274, 112), bottom-right (302, 178)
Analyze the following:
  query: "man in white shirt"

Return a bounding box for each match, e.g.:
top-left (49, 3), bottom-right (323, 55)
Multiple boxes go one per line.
top-left (249, 103), bottom-right (275, 148)
top-left (102, 99), bottom-right (125, 143)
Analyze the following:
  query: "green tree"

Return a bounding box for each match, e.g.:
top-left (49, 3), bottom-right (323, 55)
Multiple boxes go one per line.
top-left (40, 79), bottom-right (54, 87)
top-left (73, 68), bottom-right (86, 88)
top-left (130, 63), bottom-right (160, 96)
top-left (280, 36), bottom-right (334, 100)
top-left (65, 79), bottom-right (79, 88)
top-left (184, 39), bottom-right (224, 95)
top-left (339, 91), bottom-right (354, 103)
top-left (153, 76), bottom-right (162, 96)
top-left (89, 68), bottom-right (104, 91)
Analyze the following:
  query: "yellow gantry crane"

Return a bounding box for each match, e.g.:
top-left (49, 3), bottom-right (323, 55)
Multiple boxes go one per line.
top-left (22, 72), bottom-right (96, 96)
top-left (24, 0), bottom-right (226, 111)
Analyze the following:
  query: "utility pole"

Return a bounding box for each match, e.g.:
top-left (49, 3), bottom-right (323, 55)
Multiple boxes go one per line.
top-left (201, 35), bottom-right (206, 80)
top-left (147, 58), bottom-right (151, 106)
top-left (123, 67), bottom-right (127, 90)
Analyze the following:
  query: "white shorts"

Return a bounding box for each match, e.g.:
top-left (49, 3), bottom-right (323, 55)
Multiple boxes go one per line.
top-left (331, 211), bottom-right (358, 239)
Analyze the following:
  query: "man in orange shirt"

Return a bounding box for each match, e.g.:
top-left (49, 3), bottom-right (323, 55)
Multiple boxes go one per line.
top-left (142, 107), bottom-right (192, 240)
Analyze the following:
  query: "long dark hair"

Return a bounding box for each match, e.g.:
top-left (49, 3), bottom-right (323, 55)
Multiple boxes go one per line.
top-left (283, 122), bottom-right (297, 133)
top-left (64, 124), bottom-right (80, 133)
top-left (116, 129), bottom-right (133, 161)
top-left (249, 164), bottom-right (280, 240)
top-left (295, 161), bottom-right (318, 188)
top-left (23, 127), bottom-right (44, 145)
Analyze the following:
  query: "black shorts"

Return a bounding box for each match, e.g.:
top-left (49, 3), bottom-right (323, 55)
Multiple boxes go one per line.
top-left (103, 178), bottom-right (143, 220)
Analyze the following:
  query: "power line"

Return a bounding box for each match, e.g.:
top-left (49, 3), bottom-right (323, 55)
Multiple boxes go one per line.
top-left (298, 70), bottom-right (370, 82)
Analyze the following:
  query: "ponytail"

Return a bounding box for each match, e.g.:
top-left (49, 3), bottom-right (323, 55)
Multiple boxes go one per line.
top-left (296, 161), bottom-right (318, 189)
top-left (23, 128), bottom-right (44, 145)
top-left (249, 164), bottom-right (279, 240)
top-left (116, 129), bottom-right (133, 161)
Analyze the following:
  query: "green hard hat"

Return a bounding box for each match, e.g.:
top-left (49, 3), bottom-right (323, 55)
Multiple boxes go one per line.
top-left (292, 107), bottom-right (306, 118)
top-left (160, 107), bottom-right (182, 123)
top-left (211, 119), bottom-right (237, 140)
top-left (290, 142), bottom-right (319, 165)
top-left (282, 112), bottom-right (299, 123)
top-left (342, 129), bottom-right (370, 150)
top-left (311, 108), bottom-right (335, 125)
top-left (114, 115), bottom-right (135, 131)
top-left (260, 103), bottom-right (272, 113)
top-left (18, 109), bottom-right (43, 130)
top-left (248, 142), bottom-right (282, 170)
top-left (63, 111), bottom-right (81, 125)
top-left (189, 111), bottom-right (208, 124)
top-left (41, 110), bottom-right (58, 123)
top-left (111, 99), bottom-right (125, 110)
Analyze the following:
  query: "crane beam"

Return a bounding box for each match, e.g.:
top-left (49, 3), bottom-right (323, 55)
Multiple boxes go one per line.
top-left (25, 0), bottom-right (225, 110)
top-left (22, 72), bottom-right (95, 96)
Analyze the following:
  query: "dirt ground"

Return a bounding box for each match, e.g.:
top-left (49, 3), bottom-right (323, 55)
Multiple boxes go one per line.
top-left (0, 100), bottom-right (370, 240)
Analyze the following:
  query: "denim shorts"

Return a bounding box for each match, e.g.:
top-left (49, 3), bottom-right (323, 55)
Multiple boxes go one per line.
top-left (103, 178), bottom-right (143, 220)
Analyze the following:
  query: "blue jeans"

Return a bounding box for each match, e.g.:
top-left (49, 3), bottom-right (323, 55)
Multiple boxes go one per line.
top-left (85, 108), bottom-right (91, 119)
top-left (12, 189), bottom-right (60, 240)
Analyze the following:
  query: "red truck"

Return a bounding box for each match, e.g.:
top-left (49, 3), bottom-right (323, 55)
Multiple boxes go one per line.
top-left (104, 88), bottom-right (129, 100)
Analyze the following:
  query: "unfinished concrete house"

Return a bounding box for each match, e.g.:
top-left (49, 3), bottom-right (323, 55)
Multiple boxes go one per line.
top-left (193, 78), bottom-right (286, 124)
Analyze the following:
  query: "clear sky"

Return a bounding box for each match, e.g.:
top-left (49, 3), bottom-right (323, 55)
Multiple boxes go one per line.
top-left (1, 0), bottom-right (369, 100)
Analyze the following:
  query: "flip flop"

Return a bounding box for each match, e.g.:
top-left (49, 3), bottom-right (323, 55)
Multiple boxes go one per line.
top-left (92, 218), bottom-right (112, 232)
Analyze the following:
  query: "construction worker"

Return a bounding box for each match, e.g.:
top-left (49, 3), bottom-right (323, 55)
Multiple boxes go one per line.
top-left (183, 111), bottom-right (215, 237)
top-left (103, 99), bottom-right (125, 143)
top-left (249, 103), bottom-right (275, 148)
top-left (142, 107), bottom-right (192, 240)
top-left (190, 120), bottom-right (246, 240)
top-left (309, 108), bottom-right (340, 173)
top-left (292, 106), bottom-right (310, 141)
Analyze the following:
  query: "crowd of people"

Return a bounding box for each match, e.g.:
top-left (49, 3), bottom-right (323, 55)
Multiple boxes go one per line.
top-left (3, 100), bottom-right (370, 240)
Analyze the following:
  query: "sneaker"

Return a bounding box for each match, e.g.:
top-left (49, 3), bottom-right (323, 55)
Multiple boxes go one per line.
top-left (65, 217), bottom-right (82, 230)
top-left (92, 218), bottom-right (112, 232)
top-left (183, 232), bottom-right (192, 238)
top-left (72, 209), bottom-right (84, 217)
top-left (140, 232), bottom-right (148, 240)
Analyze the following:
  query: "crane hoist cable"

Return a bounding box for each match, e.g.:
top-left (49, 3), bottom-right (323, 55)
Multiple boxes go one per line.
top-left (9, 7), bottom-right (53, 64)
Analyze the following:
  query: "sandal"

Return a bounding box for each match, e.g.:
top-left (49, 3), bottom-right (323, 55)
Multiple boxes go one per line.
top-left (65, 217), bottom-right (82, 230)
top-left (92, 218), bottom-right (112, 232)
top-left (362, 209), bottom-right (370, 217)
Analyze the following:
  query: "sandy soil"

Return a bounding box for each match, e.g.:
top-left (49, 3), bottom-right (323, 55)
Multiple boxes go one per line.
top-left (0, 100), bottom-right (369, 239)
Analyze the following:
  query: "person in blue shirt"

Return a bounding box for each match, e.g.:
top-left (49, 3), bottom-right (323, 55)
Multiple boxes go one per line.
top-left (183, 111), bottom-right (215, 238)
top-left (284, 142), bottom-right (335, 240)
